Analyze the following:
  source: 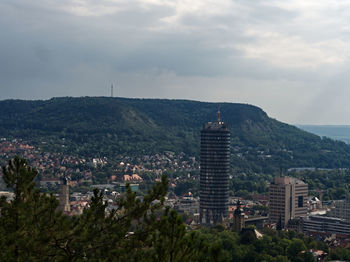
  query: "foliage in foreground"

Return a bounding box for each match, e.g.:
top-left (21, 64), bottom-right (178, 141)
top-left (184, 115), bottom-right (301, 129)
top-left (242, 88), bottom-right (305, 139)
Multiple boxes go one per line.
top-left (0, 157), bottom-right (210, 261)
top-left (0, 157), bottom-right (343, 261)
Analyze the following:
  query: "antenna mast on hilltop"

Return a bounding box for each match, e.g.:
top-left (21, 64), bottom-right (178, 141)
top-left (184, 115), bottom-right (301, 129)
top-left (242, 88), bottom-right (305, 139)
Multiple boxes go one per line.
top-left (111, 83), bottom-right (114, 97)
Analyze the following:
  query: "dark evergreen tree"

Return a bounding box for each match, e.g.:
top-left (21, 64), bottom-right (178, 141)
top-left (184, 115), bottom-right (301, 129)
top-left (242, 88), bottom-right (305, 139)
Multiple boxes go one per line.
top-left (149, 208), bottom-right (206, 262)
top-left (0, 156), bottom-right (66, 261)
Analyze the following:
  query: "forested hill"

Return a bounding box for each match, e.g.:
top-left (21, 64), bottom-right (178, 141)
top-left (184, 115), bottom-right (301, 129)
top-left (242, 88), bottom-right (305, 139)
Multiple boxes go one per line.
top-left (0, 96), bottom-right (349, 173)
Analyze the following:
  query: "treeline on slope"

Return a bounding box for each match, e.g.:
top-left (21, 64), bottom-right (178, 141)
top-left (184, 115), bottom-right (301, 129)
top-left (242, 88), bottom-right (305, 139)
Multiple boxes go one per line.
top-left (229, 169), bottom-right (350, 200)
top-left (290, 169), bottom-right (350, 200)
top-left (1, 97), bottom-right (350, 173)
top-left (2, 156), bottom-right (346, 262)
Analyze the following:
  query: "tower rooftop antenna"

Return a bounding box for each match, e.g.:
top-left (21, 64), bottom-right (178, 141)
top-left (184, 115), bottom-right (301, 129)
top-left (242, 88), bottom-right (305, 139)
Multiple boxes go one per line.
top-left (217, 105), bottom-right (221, 123)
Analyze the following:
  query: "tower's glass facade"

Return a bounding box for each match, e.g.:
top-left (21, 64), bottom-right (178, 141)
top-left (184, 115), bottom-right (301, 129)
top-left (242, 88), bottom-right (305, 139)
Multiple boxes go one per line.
top-left (200, 122), bottom-right (230, 225)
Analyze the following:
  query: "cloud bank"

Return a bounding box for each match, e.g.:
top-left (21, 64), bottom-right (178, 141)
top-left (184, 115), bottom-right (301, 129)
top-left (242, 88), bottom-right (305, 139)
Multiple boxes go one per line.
top-left (1, 0), bottom-right (350, 124)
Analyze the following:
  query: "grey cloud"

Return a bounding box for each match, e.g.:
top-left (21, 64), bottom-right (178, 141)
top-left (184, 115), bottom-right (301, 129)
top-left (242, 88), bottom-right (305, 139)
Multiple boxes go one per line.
top-left (2, 0), bottom-right (350, 123)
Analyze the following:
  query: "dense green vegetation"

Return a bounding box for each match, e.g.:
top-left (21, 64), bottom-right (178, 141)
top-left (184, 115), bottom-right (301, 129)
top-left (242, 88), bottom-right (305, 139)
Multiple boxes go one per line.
top-left (289, 169), bottom-right (350, 200)
top-left (1, 97), bottom-right (350, 174)
top-left (229, 168), bottom-right (350, 200)
top-left (0, 157), bottom-right (338, 261)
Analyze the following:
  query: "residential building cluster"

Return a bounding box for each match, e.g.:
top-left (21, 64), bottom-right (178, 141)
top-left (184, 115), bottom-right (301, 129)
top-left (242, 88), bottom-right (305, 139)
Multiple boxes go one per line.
top-left (0, 138), bottom-right (201, 217)
top-left (0, 138), bottom-right (92, 186)
top-left (0, 138), bottom-right (199, 185)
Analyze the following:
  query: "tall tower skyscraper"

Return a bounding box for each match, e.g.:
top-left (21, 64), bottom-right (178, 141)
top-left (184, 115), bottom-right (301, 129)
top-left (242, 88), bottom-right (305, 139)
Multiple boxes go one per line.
top-left (200, 109), bottom-right (230, 225)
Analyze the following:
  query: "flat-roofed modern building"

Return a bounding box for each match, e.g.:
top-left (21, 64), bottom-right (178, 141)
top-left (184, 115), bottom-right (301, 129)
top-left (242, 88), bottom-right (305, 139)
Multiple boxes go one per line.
top-left (200, 111), bottom-right (230, 225)
top-left (269, 177), bottom-right (308, 228)
top-left (328, 195), bottom-right (350, 221)
top-left (303, 215), bottom-right (350, 236)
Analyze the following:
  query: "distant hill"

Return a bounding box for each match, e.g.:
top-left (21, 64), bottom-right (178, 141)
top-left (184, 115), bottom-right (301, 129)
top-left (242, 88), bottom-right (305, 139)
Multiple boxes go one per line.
top-left (1, 97), bottom-right (350, 174)
top-left (298, 125), bottom-right (350, 144)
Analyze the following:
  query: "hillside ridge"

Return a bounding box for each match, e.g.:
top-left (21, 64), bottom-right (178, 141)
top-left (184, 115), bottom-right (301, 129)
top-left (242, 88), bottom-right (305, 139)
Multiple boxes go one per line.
top-left (1, 96), bottom-right (349, 173)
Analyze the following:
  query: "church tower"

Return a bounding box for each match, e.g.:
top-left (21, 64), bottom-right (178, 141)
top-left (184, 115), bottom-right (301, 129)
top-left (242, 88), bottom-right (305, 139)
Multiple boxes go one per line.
top-left (233, 200), bottom-right (245, 232)
top-left (59, 176), bottom-right (71, 213)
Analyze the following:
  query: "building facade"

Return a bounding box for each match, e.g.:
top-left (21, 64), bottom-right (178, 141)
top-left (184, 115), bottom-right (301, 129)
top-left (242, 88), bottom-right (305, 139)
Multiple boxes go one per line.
top-left (59, 177), bottom-right (71, 213)
top-left (328, 195), bottom-right (350, 221)
top-left (200, 117), bottom-right (230, 225)
top-left (302, 215), bottom-right (350, 236)
top-left (269, 177), bottom-right (308, 227)
top-left (233, 200), bottom-right (245, 232)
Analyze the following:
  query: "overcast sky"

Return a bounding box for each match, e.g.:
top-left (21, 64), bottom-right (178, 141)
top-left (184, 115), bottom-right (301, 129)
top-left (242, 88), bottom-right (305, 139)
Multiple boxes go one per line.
top-left (2, 0), bottom-right (350, 124)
